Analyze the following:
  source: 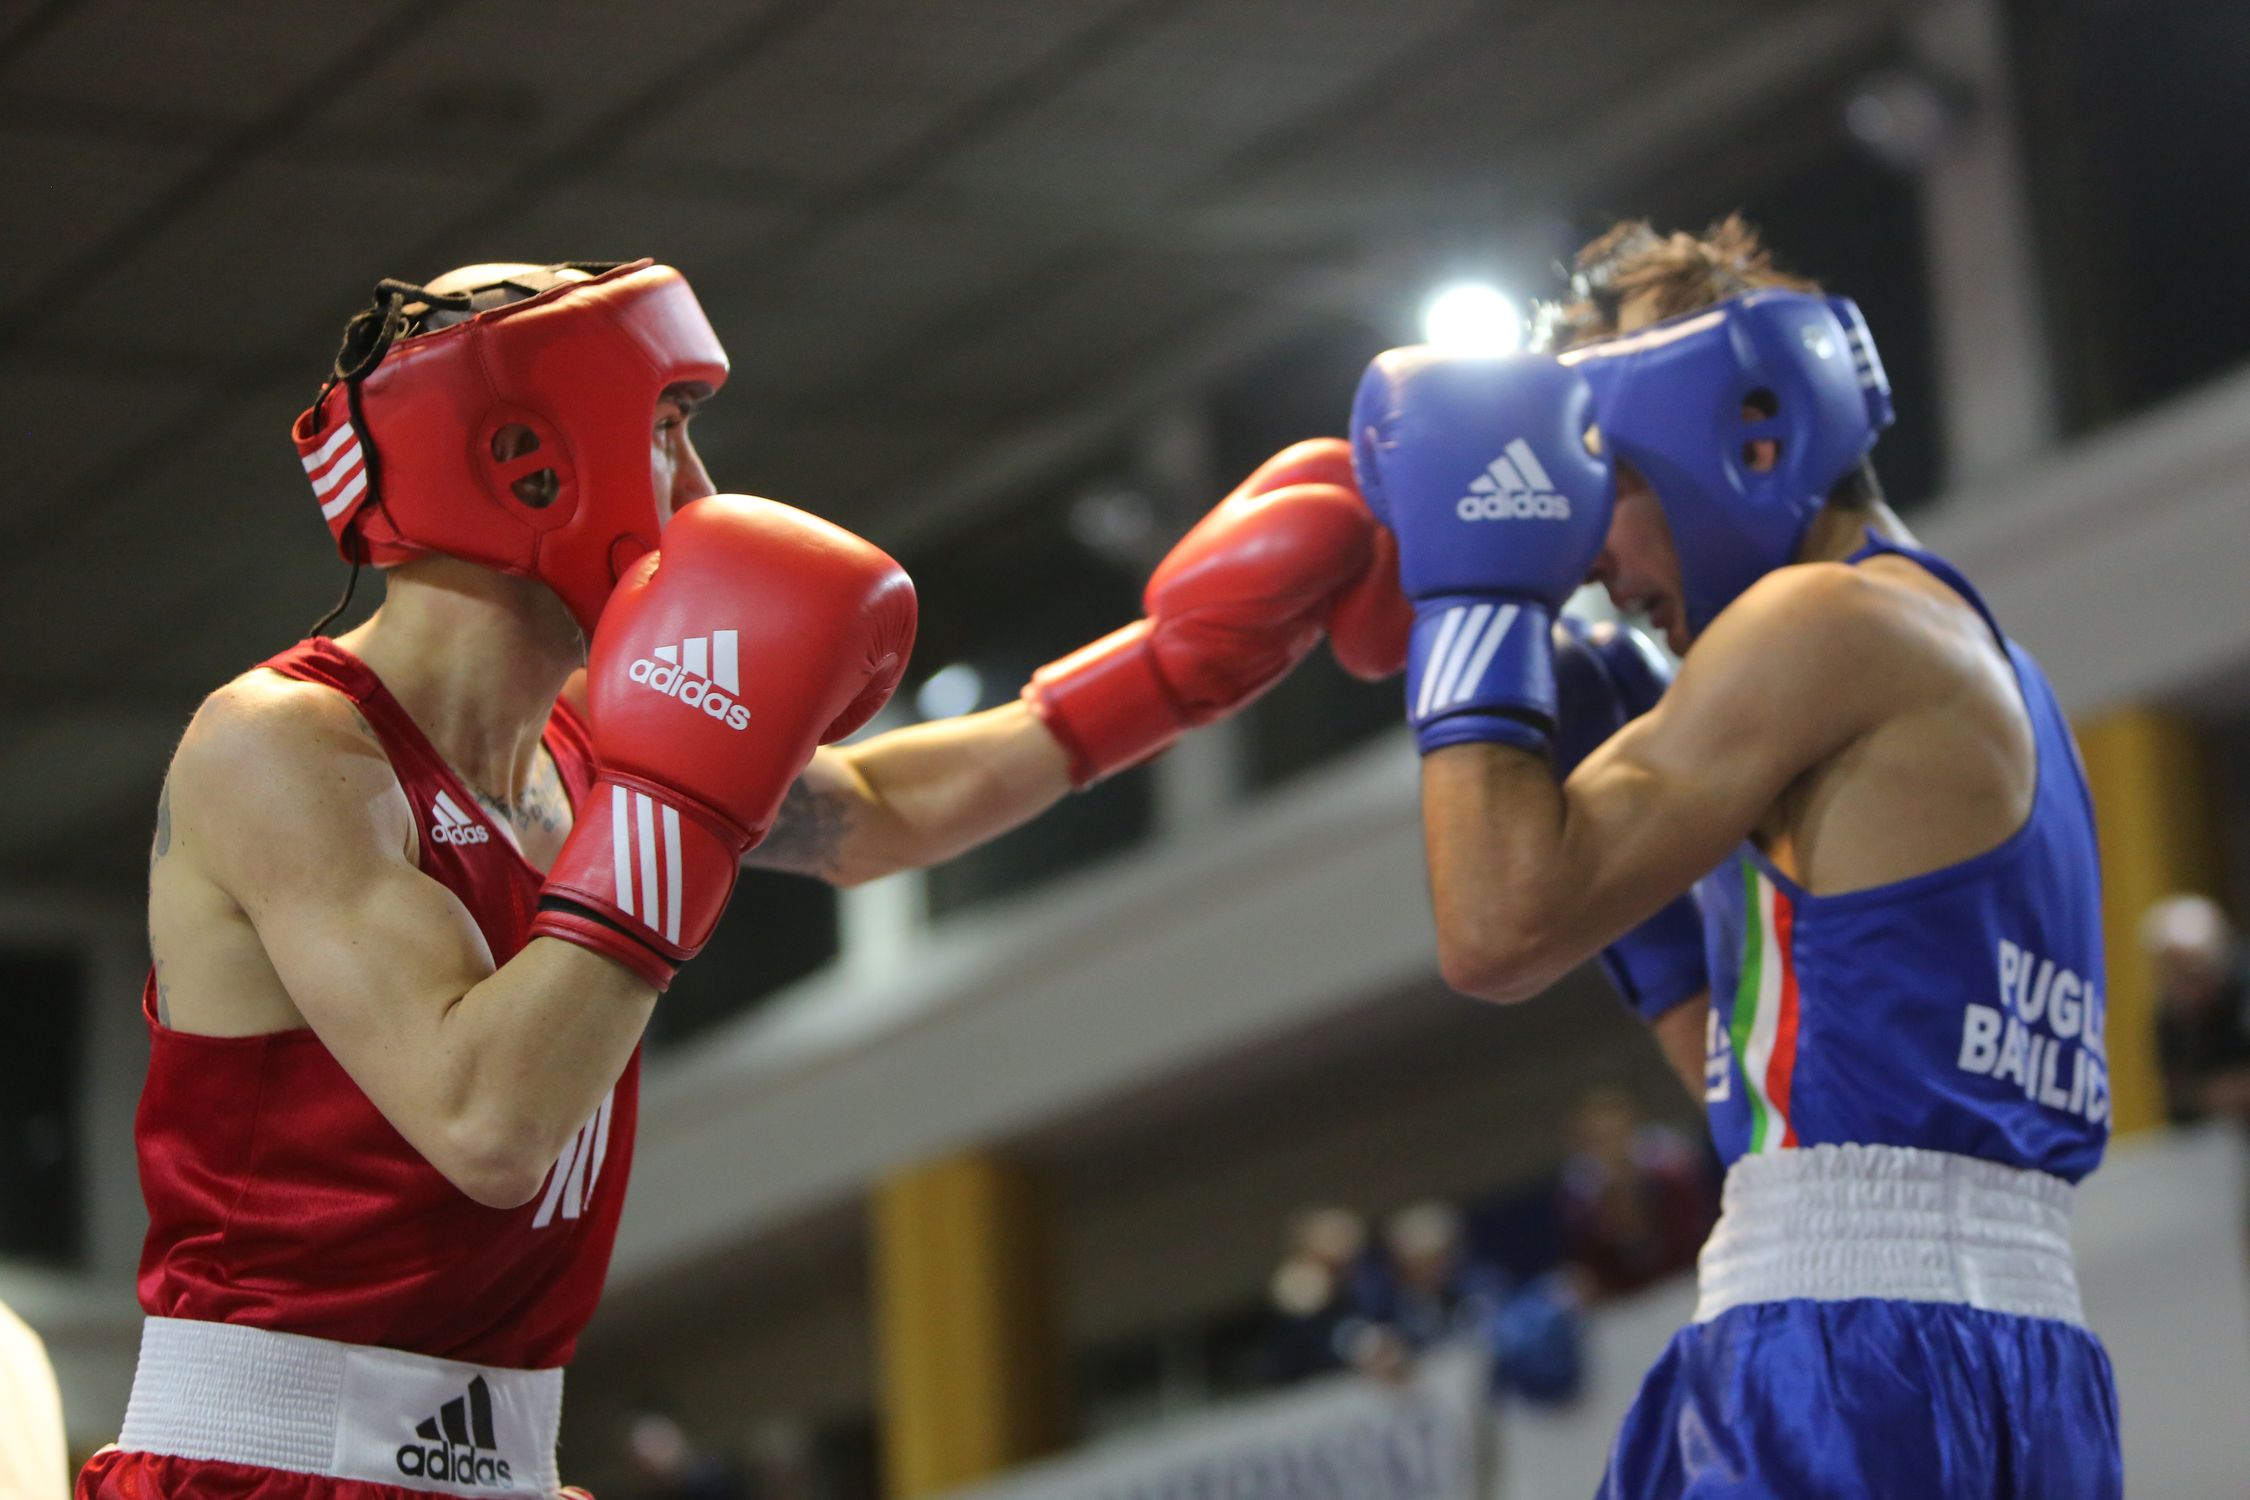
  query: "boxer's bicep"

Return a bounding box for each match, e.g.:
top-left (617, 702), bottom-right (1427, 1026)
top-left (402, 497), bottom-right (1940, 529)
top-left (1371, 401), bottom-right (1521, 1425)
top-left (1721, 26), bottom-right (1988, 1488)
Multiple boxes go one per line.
top-left (263, 867), bottom-right (506, 1166)
top-left (1562, 565), bottom-right (1907, 921)
top-left (172, 680), bottom-right (499, 1144)
top-left (1416, 566), bottom-right (1907, 999)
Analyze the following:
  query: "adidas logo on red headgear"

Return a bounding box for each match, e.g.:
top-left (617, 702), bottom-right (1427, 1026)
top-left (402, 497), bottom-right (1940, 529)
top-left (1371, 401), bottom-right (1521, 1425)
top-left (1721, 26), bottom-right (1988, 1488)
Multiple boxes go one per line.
top-left (628, 630), bottom-right (752, 731)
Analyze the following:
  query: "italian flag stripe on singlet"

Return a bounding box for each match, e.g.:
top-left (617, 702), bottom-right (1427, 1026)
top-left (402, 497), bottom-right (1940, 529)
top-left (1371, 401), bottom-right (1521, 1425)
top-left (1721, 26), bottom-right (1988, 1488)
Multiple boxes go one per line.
top-left (1729, 865), bottom-right (1802, 1152)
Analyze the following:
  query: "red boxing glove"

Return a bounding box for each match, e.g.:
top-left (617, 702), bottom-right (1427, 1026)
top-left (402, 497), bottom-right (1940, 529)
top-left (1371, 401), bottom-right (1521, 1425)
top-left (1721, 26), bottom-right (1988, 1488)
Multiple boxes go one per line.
top-left (1326, 517), bottom-right (1410, 682)
top-left (1024, 440), bottom-right (1409, 787)
top-left (530, 495), bottom-right (916, 987)
top-left (1244, 439), bottom-right (1410, 683)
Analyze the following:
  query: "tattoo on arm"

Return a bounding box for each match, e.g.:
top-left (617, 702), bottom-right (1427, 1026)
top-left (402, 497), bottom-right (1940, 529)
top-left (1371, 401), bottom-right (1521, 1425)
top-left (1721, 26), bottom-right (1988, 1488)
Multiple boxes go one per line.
top-left (744, 776), bottom-right (857, 878)
top-left (152, 766), bottom-right (178, 1025)
top-left (151, 777), bottom-right (171, 872)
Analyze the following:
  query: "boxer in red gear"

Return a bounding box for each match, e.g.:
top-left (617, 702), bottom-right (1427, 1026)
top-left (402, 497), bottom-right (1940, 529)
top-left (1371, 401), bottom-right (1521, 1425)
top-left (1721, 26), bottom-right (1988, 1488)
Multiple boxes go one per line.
top-left (95, 260), bottom-right (1407, 1500)
top-left (100, 387), bottom-right (916, 1500)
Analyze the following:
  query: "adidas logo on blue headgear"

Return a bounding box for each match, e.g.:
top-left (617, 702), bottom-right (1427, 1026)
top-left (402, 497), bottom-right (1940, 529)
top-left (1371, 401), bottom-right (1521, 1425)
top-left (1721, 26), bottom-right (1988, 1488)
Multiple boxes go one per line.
top-left (1560, 289), bottom-right (1894, 635)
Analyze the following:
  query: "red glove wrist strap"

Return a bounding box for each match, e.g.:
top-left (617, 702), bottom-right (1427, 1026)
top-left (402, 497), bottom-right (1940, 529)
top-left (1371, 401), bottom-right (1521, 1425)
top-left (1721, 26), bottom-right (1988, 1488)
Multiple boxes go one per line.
top-left (528, 904), bottom-right (679, 991)
top-left (529, 776), bottom-right (747, 986)
top-left (1022, 621), bottom-right (1184, 787)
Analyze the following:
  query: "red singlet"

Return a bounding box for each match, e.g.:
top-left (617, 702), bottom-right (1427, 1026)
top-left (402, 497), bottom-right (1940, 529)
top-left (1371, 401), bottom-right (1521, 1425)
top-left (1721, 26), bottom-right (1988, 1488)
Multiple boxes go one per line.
top-left (131, 639), bottom-right (638, 1370)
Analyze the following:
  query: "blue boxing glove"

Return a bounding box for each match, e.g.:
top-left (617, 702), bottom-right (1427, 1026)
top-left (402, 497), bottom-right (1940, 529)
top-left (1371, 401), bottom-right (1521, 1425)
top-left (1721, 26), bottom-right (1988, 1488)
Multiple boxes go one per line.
top-left (1351, 350), bottom-right (1613, 756)
top-left (1554, 617), bottom-right (1707, 1022)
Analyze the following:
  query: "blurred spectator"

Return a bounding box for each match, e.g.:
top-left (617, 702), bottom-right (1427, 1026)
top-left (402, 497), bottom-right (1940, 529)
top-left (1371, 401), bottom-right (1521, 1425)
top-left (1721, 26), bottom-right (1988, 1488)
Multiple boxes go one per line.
top-left (1259, 1206), bottom-right (1380, 1386)
top-left (0, 1297), bottom-right (66, 1500)
top-left (1357, 1202), bottom-right (1583, 1406)
top-left (623, 1411), bottom-right (743, 1500)
top-left (1357, 1203), bottom-right (1508, 1366)
top-left (2143, 894), bottom-right (2250, 1127)
top-left (1556, 1087), bottom-right (1716, 1299)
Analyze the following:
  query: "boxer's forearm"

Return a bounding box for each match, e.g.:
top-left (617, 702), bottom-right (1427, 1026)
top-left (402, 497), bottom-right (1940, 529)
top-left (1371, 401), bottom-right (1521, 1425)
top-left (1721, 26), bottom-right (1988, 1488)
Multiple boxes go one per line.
top-left (747, 702), bottom-right (1072, 884)
top-left (1419, 743), bottom-right (1581, 1001)
top-left (436, 940), bottom-right (655, 1206)
top-left (1419, 584), bottom-right (1880, 1004)
top-left (1420, 741), bottom-right (1717, 1002)
top-left (1650, 995), bottom-right (1711, 1107)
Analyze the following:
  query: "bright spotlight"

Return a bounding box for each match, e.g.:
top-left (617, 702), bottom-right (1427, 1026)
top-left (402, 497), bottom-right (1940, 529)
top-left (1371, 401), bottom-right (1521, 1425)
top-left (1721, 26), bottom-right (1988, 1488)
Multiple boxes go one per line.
top-left (915, 662), bottom-right (986, 721)
top-left (1422, 283), bottom-right (1524, 354)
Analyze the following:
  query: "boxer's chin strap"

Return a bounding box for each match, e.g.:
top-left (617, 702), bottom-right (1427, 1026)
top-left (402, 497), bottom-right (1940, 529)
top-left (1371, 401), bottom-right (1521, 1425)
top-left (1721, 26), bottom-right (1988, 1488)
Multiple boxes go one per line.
top-left (307, 561), bottom-right (361, 639)
top-left (306, 330), bottom-right (391, 638)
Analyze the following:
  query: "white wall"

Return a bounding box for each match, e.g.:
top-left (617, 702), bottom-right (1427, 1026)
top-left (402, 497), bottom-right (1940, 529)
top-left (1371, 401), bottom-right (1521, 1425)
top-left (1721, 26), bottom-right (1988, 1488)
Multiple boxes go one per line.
top-left (0, 891), bottom-right (147, 1449)
top-left (2076, 1126), bottom-right (2250, 1496)
top-left (1921, 360), bottom-right (2250, 715)
top-left (617, 732), bottom-right (1436, 1289)
top-left (0, 891), bottom-right (147, 1277)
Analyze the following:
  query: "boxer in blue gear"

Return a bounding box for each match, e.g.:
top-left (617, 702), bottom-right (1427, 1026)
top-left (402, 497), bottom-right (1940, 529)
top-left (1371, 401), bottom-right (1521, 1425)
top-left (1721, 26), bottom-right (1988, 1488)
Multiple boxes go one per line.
top-left (1357, 352), bottom-right (1712, 1089)
top-left (1353, 217), bottom-right (2120, 1498)
top-left (1356, 352), bottom-right (1710, 1081)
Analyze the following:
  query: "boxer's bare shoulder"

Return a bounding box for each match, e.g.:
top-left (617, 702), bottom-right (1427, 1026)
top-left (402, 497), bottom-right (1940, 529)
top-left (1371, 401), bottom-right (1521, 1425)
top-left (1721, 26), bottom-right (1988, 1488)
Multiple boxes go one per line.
top-left (150, 668), bottom-right (417, 1037)
top-left (168, 668), bottom-right (417, 883)
top-left (1654, 562), bottom-right (1928, 774)
top-left (1692, 556), bottom-right (2035, 895)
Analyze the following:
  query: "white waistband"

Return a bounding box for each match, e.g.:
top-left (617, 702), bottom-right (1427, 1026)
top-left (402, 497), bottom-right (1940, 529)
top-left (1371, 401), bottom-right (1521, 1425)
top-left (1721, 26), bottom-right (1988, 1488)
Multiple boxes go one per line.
top-left (1694, 1144), bottom-right (2083, 1326)
top-left (118, 1317), bottom-right (563, 1498)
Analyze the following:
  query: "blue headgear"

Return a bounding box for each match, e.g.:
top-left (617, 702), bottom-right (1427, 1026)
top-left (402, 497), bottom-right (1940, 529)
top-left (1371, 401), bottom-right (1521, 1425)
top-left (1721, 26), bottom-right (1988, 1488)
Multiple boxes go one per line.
top-left (1559, 290), bottom-right (1894, 635)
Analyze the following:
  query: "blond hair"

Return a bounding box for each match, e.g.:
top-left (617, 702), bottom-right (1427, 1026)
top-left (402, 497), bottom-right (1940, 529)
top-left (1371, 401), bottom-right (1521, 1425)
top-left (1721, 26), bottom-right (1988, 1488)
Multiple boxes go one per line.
top-left (1547, 217), bottom-right (1882, 509)
top-left (1549, 215), bottom-right (1818, 348)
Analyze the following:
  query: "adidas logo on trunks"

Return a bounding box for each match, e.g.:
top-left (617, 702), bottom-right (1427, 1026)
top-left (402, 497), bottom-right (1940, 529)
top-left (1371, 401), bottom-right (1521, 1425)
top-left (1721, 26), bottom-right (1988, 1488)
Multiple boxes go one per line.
top-left (395, 1375), bottom-right (512, 1486)
top-left (428, 791), bottom-right (490, 847)
top-left (1457, 438), bottom-right (1572, 520)
top-left (627, 629), bottom-right (752, 731)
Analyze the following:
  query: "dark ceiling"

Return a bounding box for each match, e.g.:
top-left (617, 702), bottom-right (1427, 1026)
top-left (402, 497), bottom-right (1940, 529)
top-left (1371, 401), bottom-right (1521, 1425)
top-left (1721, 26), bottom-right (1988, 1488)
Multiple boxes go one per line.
top-left (0, 0), bottom-right (1905, 894)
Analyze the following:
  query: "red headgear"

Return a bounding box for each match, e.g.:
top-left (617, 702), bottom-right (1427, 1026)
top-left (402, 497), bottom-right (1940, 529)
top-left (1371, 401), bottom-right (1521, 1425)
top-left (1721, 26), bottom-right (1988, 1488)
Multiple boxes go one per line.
top-left (291, 260), bottom-right (730, 631)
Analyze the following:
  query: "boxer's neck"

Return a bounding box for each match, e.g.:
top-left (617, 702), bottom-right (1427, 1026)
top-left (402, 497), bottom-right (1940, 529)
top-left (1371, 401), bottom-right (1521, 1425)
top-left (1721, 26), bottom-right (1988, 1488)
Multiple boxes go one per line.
top-left (337, 558), bottom-right (583, 799)
top-left (1798, 496), bottom-right (1916, 566)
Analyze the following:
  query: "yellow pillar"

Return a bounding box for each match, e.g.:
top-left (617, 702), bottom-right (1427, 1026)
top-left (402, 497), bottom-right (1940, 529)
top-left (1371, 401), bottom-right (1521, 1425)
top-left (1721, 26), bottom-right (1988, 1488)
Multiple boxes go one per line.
top-left (872, 1152), bottom-right (1066, 1498)
top-left (2076, 706), bottom-right (2224, 1137)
